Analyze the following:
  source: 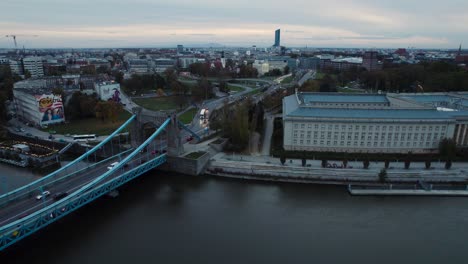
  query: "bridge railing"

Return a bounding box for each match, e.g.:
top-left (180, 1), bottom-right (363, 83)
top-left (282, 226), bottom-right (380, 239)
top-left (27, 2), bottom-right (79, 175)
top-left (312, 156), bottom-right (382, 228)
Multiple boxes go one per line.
top-left (0, 118), bottom-right (171, 250)
top-left (0, 115), bottom-right (136, 207)
top-left (0, 153), bottom-right (168, 251)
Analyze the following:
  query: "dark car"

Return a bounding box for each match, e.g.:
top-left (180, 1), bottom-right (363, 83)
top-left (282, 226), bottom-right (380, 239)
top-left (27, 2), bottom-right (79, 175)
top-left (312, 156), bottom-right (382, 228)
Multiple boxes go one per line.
top-left (53, 192), bottom-right (68, 201)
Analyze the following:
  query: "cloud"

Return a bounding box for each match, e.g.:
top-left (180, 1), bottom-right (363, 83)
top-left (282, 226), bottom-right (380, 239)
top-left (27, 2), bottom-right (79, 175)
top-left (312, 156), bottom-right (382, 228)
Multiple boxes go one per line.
top-left (0, 0), bottom-right (466, 48)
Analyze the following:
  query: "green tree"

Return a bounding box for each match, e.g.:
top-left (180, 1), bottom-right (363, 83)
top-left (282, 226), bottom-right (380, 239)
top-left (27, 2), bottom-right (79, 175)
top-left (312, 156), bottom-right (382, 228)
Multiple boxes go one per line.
top-left (445, 160), bottom-right (452, 170)
top-left (384, 159), bottom-right (390, 169)
top-left (439, 138), bottom-right (456, 159)
top-left (378, 168), bottom-right (387, 183)
top-left (321, 159), bottom-right (328, 168)
top-left (425, 160), bottom-right (431, 169)
top-left (284, 65), bottom-right (290, 75)
top-left (363, 159), bottom-right (370, 169)
top-left (280, 152), bottom-right (286, 165)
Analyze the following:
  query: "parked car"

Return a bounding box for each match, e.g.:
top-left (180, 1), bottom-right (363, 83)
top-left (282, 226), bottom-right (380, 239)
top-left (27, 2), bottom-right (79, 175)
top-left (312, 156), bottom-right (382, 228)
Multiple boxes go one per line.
top-left (36, 191), bottom-right (51, 200)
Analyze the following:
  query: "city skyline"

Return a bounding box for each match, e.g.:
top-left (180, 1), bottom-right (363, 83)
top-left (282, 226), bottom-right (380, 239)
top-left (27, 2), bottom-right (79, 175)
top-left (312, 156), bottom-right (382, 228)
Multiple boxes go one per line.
top-left (1, 0), bottom-right (467, 49)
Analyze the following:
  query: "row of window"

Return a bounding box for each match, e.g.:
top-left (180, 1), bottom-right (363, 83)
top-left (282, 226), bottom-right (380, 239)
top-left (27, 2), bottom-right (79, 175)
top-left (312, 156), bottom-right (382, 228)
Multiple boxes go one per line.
top-left (312, 103), bottom-right (387, 107)
top-left (293, 132), bottom-right (445, 142)
top-left (293, 123), bottom-right (447, 132)
top-left (292, 139), bottom-right (438, 148)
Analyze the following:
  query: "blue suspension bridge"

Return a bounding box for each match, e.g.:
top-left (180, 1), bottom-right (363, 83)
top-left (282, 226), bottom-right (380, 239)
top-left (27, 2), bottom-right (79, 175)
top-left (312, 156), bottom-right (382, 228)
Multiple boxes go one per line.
top-left (0, 110), bottom-right (197, 251)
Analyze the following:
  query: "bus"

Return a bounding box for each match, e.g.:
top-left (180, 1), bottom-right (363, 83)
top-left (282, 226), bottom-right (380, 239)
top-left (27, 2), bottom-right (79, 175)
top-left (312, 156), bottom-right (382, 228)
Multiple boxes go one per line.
top-left (72, 134), bottom-right (97, 142)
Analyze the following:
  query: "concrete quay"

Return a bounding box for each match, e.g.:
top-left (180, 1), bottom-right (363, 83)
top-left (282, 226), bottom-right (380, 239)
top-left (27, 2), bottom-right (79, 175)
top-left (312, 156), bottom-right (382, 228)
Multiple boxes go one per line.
top-left (205, 152), bottom-right (468, 185)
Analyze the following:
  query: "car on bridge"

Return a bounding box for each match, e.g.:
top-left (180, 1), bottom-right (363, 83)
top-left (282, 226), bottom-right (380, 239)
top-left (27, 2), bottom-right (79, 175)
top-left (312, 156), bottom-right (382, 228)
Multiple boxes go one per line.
top-left (107, 162), bottom-right (119, 170)
top-left (36, 190), bottom-right (51, 200)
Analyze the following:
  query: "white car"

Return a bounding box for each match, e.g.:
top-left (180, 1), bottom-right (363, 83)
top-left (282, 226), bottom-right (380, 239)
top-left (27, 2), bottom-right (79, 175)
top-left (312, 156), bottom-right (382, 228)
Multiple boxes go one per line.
top-left (36, 191), bottom-right (51, 200)
top-left (107, 162), bottom-right (119, 170)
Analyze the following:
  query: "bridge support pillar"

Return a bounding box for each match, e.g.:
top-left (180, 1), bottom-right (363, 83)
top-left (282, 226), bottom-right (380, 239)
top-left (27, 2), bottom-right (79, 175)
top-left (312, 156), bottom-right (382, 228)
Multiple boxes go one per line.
top-left (167, 114), bottom-right (184, 156)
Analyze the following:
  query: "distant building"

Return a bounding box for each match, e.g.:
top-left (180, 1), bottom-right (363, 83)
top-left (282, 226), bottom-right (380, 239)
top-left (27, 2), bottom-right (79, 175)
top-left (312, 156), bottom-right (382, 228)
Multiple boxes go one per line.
top-left (362, 51), bottom-right (382, 71)
top-left (178, 57), bottom-right (205, 69)
top-left (321, 57), bottom-right (362, 71)
top-left (9, 59), bottom-right (24, 75)
top-left (151, 58), bottom-right (176, 73)
top-left (177, 45), bottom-right (184, 53)
top-left (128, 59), bottom-right (149, 74)
top-left (299, 57), bottom-right (320, 70)
top-left (252, 60), bottom-right (270, 76)
top-left (274, 29), bottom-right (281, 47)
top-left (23, 56), bottom-right (44, 78)
top-left (95, 82), bottom-right (121, 102)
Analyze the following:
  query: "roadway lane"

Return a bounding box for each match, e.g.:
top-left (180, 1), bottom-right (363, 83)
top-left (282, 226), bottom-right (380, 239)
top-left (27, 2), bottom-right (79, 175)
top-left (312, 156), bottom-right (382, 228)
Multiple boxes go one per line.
top-left (0, 151), bottom-right (156, 227)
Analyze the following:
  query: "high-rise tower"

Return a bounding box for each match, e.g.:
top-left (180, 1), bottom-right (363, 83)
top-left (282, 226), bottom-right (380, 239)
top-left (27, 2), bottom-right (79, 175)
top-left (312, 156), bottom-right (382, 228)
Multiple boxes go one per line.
top-left (274, 29), bottom-right (280, 47)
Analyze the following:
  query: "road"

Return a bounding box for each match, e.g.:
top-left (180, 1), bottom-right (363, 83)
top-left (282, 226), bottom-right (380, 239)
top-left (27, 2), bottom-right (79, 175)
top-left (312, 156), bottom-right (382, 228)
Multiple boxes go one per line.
top-left (0, 150), bottom-right (158, 227)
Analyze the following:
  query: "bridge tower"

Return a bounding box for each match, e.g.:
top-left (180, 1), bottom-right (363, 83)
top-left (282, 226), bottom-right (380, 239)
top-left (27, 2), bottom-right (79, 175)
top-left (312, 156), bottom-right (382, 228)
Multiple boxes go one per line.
top-left (131, 107), bottom-right (184, 156)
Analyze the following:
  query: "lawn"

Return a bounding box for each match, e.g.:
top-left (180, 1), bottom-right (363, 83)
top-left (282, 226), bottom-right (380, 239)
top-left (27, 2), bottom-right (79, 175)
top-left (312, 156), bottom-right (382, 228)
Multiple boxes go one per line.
top-left (281, 76), bottom-right (293, 84)
top-left (44, 111), bottom-right (132, 136)
top-left (133, 96), bottom-right (186, 111)
top-left (228, 84), bottom-right (245, 92)
top-left (178, 108), bottom-right (198, 124)
top-left (314, 72), bottom-right (325, 79)
top-left (246, 88), bottom-right (262, 96)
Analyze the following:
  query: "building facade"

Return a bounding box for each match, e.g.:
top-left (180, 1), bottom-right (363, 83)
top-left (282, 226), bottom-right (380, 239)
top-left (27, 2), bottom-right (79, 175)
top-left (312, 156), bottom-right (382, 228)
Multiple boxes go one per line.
top-left (274, 29), bottom-right (280, 47)
top-left (283, 92), bottom-right (468, 154)
top-left (23, 56), bottom-right (44, 77)
top-left (362, 51), bottom-right (382, 71)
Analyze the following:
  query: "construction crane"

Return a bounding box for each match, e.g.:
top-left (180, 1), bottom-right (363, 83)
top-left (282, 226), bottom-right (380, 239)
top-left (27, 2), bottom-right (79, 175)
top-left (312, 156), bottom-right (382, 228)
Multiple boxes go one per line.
top-left (5, 34), bottom-right (38, 48)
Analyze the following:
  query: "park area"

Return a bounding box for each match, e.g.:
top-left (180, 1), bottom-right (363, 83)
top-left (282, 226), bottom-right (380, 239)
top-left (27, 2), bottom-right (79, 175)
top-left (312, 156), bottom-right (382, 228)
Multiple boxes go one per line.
top-left (43, 111), bottom-right (132, 136)
top-left (133, 96), bottom-right (187, 111)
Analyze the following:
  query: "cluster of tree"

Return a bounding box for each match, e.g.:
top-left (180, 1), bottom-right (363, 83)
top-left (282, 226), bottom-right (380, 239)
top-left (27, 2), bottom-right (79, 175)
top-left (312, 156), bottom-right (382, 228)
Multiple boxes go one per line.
top-left (210, 98), bottom-right (265, 152)
top-left (263, 69), bottom-right (283, 77)
top-left (299, 74), bottom-right (337, 92)
top-left (0, 66), bottom-right (22, 129)
top-left (191, 78), bottom-right (215, 100)
top-left (95, 101), bottom-right (123, 123)
top-left (66, 92), bottom-right (123, 123)
top-left (237, 64), bottom-right (258, 78)
top-left (188, 60), bottom-right (235, 78)
top-left (121, 73), bottom-right (166, 94)
top-left (327, 61), bottom-right (468, 92)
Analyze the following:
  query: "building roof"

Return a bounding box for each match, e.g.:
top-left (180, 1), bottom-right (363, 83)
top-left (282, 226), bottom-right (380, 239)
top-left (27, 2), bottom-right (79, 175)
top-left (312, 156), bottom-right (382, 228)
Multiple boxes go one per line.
top-left (300, 93), bottom-right (389, 104)
top-left (287, 107), bottom-right (466, 120)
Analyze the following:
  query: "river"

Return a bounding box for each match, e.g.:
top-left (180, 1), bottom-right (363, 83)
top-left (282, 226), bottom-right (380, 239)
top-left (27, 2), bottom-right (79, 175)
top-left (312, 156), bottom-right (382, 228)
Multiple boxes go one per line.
top-left (1, 164), bottom-right (468, 263)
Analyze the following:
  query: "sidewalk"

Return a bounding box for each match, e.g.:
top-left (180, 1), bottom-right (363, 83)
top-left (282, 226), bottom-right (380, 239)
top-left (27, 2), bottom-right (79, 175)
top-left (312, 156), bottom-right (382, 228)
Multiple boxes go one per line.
top-left (207, 152), bottom-right (468, 183)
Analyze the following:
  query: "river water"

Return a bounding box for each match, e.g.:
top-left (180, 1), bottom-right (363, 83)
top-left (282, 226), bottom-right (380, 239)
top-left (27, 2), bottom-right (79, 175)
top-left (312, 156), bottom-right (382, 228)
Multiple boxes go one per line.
top-left (1, 164), bottom-right (468, 263)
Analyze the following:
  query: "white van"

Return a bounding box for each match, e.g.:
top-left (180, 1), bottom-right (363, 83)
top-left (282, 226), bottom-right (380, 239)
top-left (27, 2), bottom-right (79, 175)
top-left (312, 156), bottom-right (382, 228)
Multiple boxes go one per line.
top-left (107, 162), bottom-right (119, 170)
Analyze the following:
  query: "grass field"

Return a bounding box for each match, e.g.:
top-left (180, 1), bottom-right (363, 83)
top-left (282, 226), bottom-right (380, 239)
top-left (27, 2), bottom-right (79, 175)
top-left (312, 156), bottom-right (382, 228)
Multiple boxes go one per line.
top-left (133, 96), bottom-right (186, 111)
top-left (178, 108), bottom-right (198, 124)
top-left (281, 76), bottom-right (293, 84)
top-left (314, 72), bottom-right (325, 79)
top-left (228, 84), bottom-right (245, 92)
top-left (44, 111), bottom-right (132, 136)
top-left (246, 88), bottom-right (262, 96)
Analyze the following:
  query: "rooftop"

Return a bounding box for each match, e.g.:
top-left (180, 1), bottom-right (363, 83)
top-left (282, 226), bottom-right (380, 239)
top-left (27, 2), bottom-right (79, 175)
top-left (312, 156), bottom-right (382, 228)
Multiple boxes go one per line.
top-left (300, 93), bottom-right (389, 104)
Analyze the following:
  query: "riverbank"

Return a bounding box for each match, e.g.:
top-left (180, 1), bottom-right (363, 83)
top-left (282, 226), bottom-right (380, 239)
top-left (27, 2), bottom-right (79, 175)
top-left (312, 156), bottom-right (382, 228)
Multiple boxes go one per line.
top-left (205, 152), bottom-right (468, 185)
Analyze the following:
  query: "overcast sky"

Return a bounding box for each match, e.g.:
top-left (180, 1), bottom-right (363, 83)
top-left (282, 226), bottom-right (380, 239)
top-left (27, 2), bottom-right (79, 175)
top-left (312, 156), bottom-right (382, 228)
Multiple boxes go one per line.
top-left (1, 0), bottom-right (467, 49)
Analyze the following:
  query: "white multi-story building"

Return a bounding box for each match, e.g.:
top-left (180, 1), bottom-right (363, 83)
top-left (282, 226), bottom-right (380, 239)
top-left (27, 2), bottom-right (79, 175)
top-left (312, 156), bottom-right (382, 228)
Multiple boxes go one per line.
top-left (94, 82), bottom-right (121, 102)
top-left (23, 56), bottom-right (44, 78)
top-left (252, 60), bottom-right (269, 76)
top-left (283, 92), bottom-right (468, 154)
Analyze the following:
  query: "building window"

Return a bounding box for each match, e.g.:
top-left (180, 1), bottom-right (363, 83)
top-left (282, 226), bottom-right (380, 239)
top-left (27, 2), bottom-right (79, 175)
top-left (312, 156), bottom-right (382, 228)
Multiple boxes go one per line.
top-left (293, 140), bottom-right (297, 144)
top-left (294, 124), bottom-right (298, 129)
